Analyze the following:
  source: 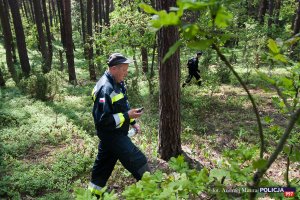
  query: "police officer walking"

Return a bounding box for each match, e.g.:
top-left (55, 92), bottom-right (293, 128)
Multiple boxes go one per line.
top-left (182, 52), bottom-right (203, 87)
top-left (89, 53), bottom-right (149, 197)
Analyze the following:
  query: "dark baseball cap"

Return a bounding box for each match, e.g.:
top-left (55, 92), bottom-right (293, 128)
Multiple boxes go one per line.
top-left (107, 53), bottom-right (132, 67)
top-left (197, 51), bottom-right (203, 56)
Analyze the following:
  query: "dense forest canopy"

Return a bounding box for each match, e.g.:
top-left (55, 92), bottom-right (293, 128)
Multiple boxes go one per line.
top-left (0, 0), bottom-right (299, 199)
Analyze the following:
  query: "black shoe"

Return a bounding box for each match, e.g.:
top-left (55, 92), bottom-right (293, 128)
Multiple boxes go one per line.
top-left (197, 81), bottom-right (202, 86)
top-left (182, 83), bottom-right (186, 88)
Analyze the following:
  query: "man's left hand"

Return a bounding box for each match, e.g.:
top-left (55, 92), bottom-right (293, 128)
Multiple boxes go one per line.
top-left (132, 124), bottom-right (141, 134)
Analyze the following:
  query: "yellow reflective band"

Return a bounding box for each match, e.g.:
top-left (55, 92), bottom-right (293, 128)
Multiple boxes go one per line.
top-left (91, 88), bottom-right (96, 101)
top-left (117, 113), bottom-right (125, 128)
top-left (111, 92), bottom-right (124, 104)
top-left (88, 184), bottom-right (102, 196)
top-left (130, 118), bottom-right (135, 123)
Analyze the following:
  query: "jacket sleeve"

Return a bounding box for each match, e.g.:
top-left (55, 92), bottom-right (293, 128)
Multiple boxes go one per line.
top-left (93, 89), bottom-right (130, 131)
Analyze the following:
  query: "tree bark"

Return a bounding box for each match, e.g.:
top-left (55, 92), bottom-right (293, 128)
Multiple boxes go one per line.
top-left (156, 0), bottom-right (181, 161)
top-left (0, 0), bottom-right (18, 83)
top-left (104, 0), bottom-right (109, 26)
top-left (141, 47), bottom-right (148, 73)
top-left (57, 0), bottom-right (66, 47)
top-left (33, 0), bottom-right (50, 73)
top-left (8, 0), bottom-right (31, 77)
top-left (94, 0), bottom-right (100, 57)
top-left (63, 0), bottom-right (77, 84)
top-left (42, 0), bottom-right (53, 69)
top-left (268, 0), bottom-right (274, 28)
top-left (29, 0), bottom-right (36, 23)
top-left (0, 66), bottom-right (5, 87)
top-left (258, 0), bottom-right (268, 24)
top-left (293, 0), bottom-right (300, 35)
top-left (273, 0), bottom-right (281, 25)
top-left (87, 0), bottom-right (96, 80)
top-left (79, 0), bottom-right (86, 44)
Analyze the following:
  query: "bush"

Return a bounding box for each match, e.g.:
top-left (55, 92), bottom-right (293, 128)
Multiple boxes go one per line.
top-left (19, 70), bottom-right (63, 101)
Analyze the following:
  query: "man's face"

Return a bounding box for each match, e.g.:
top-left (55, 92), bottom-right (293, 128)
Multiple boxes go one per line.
top-left (112, 64), bottom-right (129, 83)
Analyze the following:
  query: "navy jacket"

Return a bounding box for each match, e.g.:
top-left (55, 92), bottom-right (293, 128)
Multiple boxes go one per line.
top-left (187, 57), bottom-right (199, 72)
top-left (92, 71), bottom-right (136, 136)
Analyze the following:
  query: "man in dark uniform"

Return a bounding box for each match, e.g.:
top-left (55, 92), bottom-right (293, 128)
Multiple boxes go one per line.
top-left (182, 52), bottom-right (203, 87)
top-left (89, 53), bottom-right (149, 196)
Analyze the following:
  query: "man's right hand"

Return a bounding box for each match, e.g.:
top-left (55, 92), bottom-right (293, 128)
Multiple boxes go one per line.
top-left (128, 108), bottom-right (143, 119)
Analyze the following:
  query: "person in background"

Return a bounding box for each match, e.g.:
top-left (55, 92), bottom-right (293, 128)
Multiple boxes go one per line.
top-left (182, 51), bottom-right (203, 87)
top-left (89, 53), bottom-right (150, 197)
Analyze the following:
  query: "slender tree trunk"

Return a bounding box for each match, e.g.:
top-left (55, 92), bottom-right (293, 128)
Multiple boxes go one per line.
top-left (156, 0), bottom-right (181, 161)
top-left (42, 0), bottom-right (53, 69)
top-left (294, 0), bottom-right (300, 35)
top-left (268, 0), bottom-right (274, 28)
top-left (273, 0), bottom-right (281, 25)
top-left (63, 0), bottom-right (77, 84)
top-left (57, 0), bottom-right (66, 47)
top-left (141, 47), bottom-right (148, 73)
top-left (258, 0), bottom-right (268, 24)
top-left (8, 0), bottom-right (31, 77)
top-left (33, 0), bottom-right (50, 73)
top-left (29, 0), bottom-right (36, 23)
top-left (0, 0), bottom-right (18, 83)
top-left (79, 0), bottom-right (86, 44)
top-left (48, 0), bottom-right (53, 27)
top-left (94, 0), bottom-right (100, 57)
top-left (0, 67), bottom-right (5, 87)
top-left (99, 0), bottom-right (103, 32)
top-left (104, 0), bottom-right (109, 26)
top-left (21, 0), bottom-right (29, 21)
top-left (51, 0), bottom-right (57, 24)
top-left (87, 0), bottom-right (96, 80)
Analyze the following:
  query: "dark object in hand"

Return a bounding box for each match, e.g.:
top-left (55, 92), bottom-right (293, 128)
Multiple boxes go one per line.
top-left (137, 107), bottom-right (144, 113)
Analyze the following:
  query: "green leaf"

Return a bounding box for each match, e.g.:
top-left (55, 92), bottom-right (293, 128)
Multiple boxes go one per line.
top-left (268, 39), bottom-right (280, 54)
top-left (209, 168), bottom-right (229, 182)
top-left (139, 3), bottom-right (157, 14)
top-left (187, 39), bottom-right (213, 50)
top-left (256, 71), bottom-right (276, 85)
top-left (252, 159), bottom-right (268, 170)
top-left (215, 6), bottom-right (233, 28)
top-left (273, 54), bottom-right (287, 63)
top-left (162, 40), bottom-right (182, 63)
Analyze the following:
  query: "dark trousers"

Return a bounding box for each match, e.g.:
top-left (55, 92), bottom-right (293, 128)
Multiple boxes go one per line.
top-left (91, 133), bottom-right (149, 187)
top-left (184, 70), bottom-right (201, 86)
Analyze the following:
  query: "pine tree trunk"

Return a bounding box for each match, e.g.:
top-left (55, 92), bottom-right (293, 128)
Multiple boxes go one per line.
top-left (268, 0), bottom-right (274, 28)
top-left (63, 0), bottom-right (77, 84)
top-left (273, 0), bottom-right (281, 25)
top-left (79, 0), bottom-right (86, 44)
top-left (0, 66), bottom-right (5, 87)
top-left (29, 0), bottom-right (36, 23)
top-left (33, 0), bottom-right (50, 73)
top-left (141, 47), bottom-right (148, 73)
top-left (42, 0), bottom-right (53, 69)
top-left (156, 0), bottom-right (181, 161)
top-left (21, 0), bottom-right (29, 21)
top-left (0, 0), bottom-right (18, 83)
top-left (94, 0), bottom-right (100, 57)
top-left (87, 0), bottom-right (96, 81)
top-left (294, 1), bottom-right (300, 35)
top-left (57, 0), bottom-right (66, 47)
top-left (99, 0), bottom-right (103, 32)
top-left (8, 0), bottom-right (31, 77)
top-left (104, 0), bottom-right (109, 26)
top-left (258, 0), bottom-right (268, 24)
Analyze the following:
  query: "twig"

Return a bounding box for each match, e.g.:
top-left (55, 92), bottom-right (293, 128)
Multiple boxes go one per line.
top-left (286, 145), bottom-right (293, 187)
top-left (250, 107), bottom-right (300, 200)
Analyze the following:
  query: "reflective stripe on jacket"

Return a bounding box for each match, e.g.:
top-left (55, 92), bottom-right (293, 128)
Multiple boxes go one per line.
top-left (92, 71), bottom-right (136, 135)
